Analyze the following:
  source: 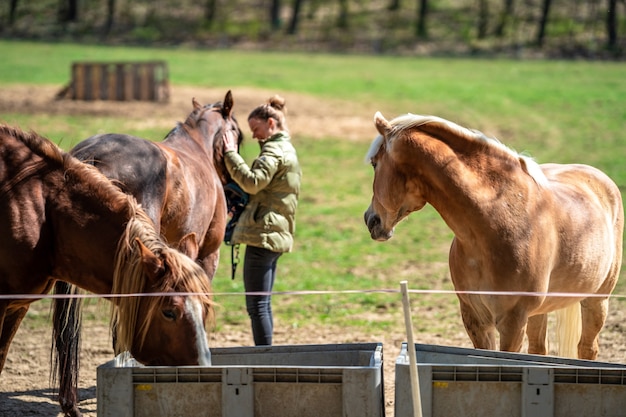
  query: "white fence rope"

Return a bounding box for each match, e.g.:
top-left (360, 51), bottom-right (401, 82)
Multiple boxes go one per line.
top-left (1, 288), bottom-right (625, 300)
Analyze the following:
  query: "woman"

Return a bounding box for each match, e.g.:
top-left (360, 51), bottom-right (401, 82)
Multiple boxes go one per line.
top-left (222, 95), bottom-right (301, 345)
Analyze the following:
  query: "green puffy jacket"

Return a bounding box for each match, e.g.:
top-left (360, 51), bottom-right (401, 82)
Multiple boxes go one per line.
top-left (224, 131), bottom-right (301, 252)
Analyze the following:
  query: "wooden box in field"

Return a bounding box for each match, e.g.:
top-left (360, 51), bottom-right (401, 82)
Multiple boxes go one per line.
top-left (67, 61), bottom-right (169, 102)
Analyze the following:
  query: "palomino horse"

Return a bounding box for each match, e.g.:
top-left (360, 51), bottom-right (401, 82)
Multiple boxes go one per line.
top-left (364, 112), bottom-right (623, 360)
top-left (52, 90), bottom-right (242, 415)
top-left (0, 125), bottom-right (215, 417)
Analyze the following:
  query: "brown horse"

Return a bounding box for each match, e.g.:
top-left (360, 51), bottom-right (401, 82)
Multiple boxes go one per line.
top-left (364, 112), bottom-right (623, 360)
top-left (52, 91), bottom-right (242, 415)
top-left (70, 90), bottom-right (242, 277)
top-left (0, 125), bottom-right (215, 417)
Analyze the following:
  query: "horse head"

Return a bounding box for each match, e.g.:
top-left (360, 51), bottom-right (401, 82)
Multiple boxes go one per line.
top-left (190, 91), bottom-right (243, 185)
top-left (112, 213), bottom-right (214, 367)
top-left (364, 111), bottom-right (427, 241)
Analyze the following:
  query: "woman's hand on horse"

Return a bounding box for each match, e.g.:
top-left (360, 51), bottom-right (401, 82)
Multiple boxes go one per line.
top-left (223, 130), bottom-right (238, 153)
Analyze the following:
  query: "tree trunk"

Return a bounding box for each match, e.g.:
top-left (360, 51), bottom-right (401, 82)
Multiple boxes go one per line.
top-left (57, 0), bottom-right (78, 23)
top-left (494, 0), bottom-right (515, 37)
top-left (9, 0), bottom-right (19, 26)
top-left (205, 0), bottom-right (217, 25)
top-left (287, 0), bottom-right (304, 35)
top-left (104, 0), bottom-right (115, 35)
top-left (270, 0), bottom-right (282, 31)
top-left (536, 0), bottom-right (552, 47)
top-left (416, 0), bottom-right (428, 38)
top-left (607, 0), bottom-right (618, 48)
top-left (337, 0), bottom-right (348, 29)
top-left (477, 0), bottom-right (489, 39)
top-left (388, 0), bottom-right (401, 11)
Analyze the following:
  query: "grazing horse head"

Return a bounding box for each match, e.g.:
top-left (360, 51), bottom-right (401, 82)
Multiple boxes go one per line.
top-left (51, 131), bottom-right (216, 367)
top-left (111, 210), bottom-right (214, 365)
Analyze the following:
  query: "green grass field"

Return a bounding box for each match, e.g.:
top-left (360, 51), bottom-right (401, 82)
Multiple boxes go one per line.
top-left (1, 40), bottom-right (624, 338)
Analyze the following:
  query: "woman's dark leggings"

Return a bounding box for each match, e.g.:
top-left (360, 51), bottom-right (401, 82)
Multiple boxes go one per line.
top-left (243, 245), bottom-right (282, 346)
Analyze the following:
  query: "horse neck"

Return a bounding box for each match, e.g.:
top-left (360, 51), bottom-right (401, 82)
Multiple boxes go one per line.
top-left (406, 131), bottom-right (534, 242)
top-left (51, 179), bottom-right (141, 295)
top-left (185, 118), bottom-right (232, 186)
top-left (163, 114), bottom-right (234, 186)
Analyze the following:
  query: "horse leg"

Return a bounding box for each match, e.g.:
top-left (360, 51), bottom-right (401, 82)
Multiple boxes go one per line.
top-left (0, 304), bottom-right (29, 373)
top-left (495, 309), bottom-right (528, 353)
top-left (459, 299), bottom-right (497, 350)
top-left (526, 314), bottom-right (548, 355)
top-left (578, 297), bottom-right (609, 360)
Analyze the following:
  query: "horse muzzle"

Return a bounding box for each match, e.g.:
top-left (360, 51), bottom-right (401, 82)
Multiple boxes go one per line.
top-left (364, 208), bottom-right (394, 241)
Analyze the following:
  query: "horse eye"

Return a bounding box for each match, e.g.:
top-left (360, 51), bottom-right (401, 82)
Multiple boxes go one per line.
top-left (162, 309), bottom-right (177, 321)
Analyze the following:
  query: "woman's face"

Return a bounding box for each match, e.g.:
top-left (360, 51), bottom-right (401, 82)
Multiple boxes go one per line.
top-left (248, 117), bottom-right (276, 141)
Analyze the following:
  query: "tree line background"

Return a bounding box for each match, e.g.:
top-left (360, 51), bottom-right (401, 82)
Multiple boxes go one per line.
top-left (2, 0), bottom-right (625, 58)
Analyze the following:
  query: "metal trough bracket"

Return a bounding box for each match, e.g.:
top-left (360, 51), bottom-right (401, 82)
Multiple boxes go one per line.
top-left (522, 367), bottom-right (554, 417)
top-left (223, 368), bottom-right (254, 417)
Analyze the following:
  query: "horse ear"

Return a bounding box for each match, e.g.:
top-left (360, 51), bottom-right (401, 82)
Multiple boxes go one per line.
top-left (192, 97), bottom-right (202, 110)
top-left (177, 232), bottom-right (199, 260)
top-left (374, 112), bottom-right (392, 137)
top-left (135, 238), bottom-right (164, 283)
top-left (222, 90), bottom-right (234, 118)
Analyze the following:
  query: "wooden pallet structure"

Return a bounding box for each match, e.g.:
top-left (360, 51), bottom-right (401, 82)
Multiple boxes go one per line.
top-left (57, 61), bottom-right (169, 102)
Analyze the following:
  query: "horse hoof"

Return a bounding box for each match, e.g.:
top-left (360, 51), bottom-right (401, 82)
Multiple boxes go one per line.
top-left (63, 406), bottom-right (82, 417)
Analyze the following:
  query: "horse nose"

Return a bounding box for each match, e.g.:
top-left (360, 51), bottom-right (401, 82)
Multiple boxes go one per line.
top-left (364, 208), bottom-right (380, 231)
top-left (364, 208), bottom-right (393, 241)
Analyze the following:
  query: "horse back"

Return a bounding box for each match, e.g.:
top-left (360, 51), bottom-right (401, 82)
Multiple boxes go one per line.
top-left (71, 134), bottom-right (168, 226)
top-left (542, 163), bottom-right (623, 227)
top-left (541, 162), bottom-right (623, 294)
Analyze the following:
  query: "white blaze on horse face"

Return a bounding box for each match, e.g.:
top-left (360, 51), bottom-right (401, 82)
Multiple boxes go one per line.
top-left (186, 297), bottom-right (212, 366)
top-left (365, 134), bottom-right (399, 240)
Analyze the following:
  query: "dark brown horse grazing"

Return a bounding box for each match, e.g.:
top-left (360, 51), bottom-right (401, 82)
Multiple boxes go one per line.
top-left (365, 112), bottom-right (623, 360)
top-left (52, 91), bottom-right (242, 415)
top-left (0, 125), bottom-right (215, 416)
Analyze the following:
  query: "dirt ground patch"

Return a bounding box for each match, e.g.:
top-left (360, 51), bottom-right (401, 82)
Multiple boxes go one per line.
top-left (0, 84), bottom-right (381, 142)
top-left (1, 85), bottom-right (625, 416)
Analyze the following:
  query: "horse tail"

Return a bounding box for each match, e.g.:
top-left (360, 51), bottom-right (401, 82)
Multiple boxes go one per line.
top-left (554, 302), bottom-right (582, 358)
top-left (51, 281), bottom-right (83, 415)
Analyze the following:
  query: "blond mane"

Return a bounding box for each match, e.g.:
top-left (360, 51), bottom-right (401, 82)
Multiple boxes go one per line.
top-left (110, 208), bottom-right (214, 353)
top-left (370, 114), bottom-right (548, 187)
